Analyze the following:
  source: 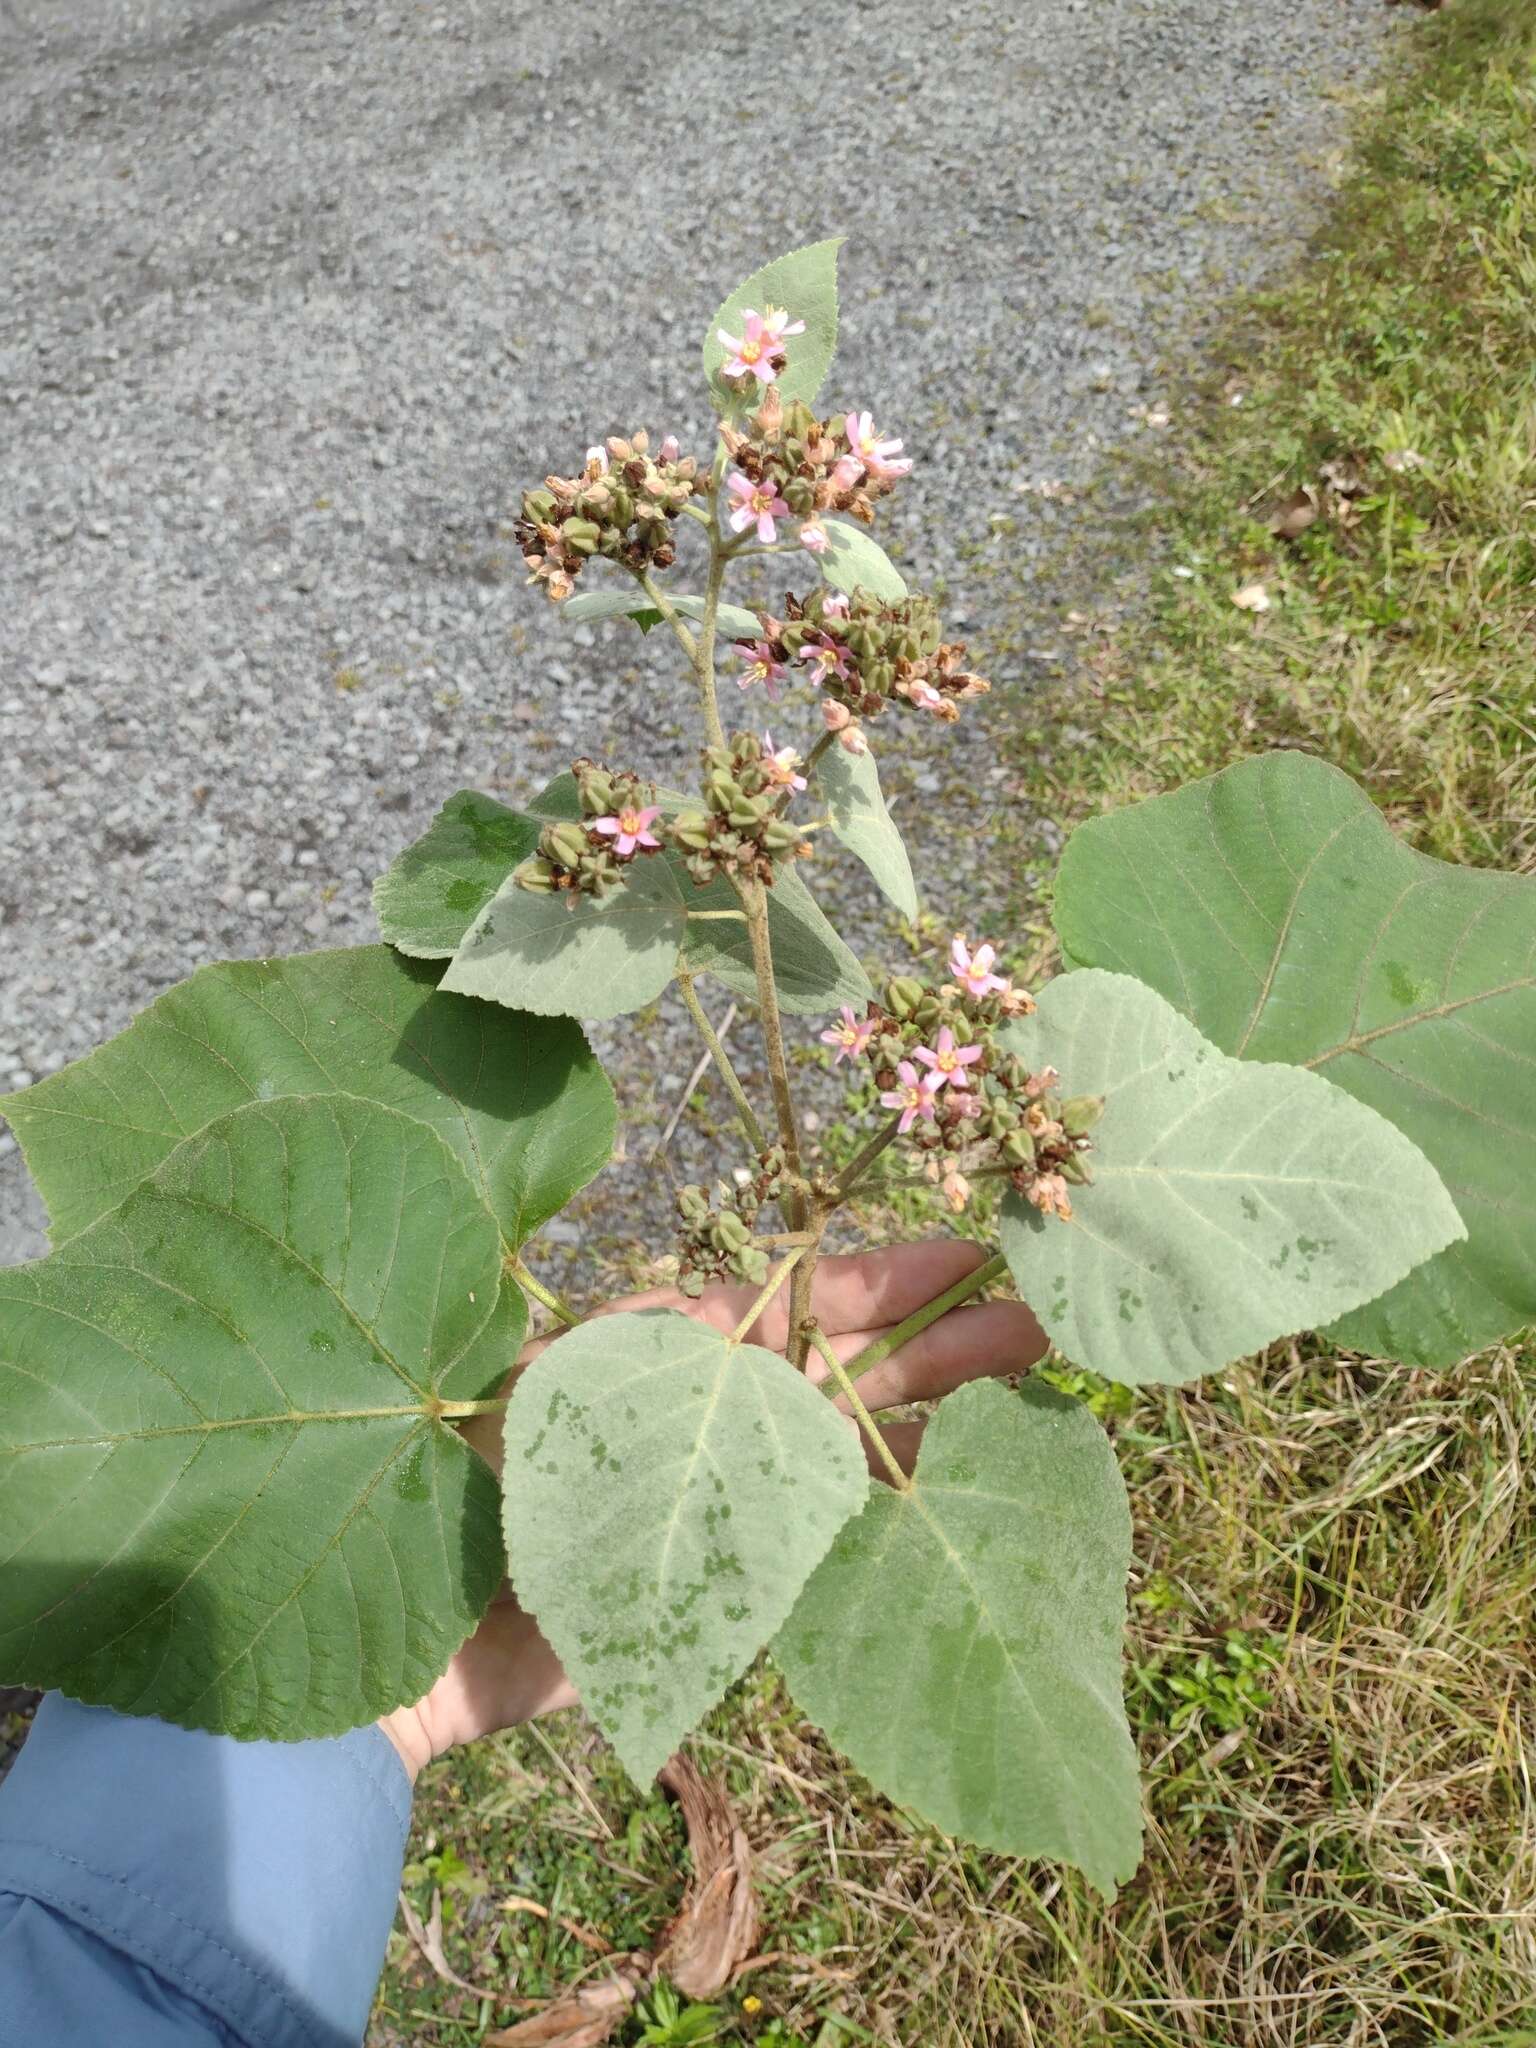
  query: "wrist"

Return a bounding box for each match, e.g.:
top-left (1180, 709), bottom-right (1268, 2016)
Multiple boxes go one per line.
top-left (376, 1703), bottom-right (436, 1785)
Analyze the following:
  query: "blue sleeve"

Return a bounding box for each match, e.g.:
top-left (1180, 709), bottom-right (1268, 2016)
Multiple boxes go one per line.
top-left (0, 1695), bottom-right (413, 2048)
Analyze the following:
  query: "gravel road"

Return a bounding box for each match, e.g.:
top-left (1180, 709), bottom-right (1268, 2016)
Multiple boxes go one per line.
top-left (0, 0), bottom-right (1398, 1267)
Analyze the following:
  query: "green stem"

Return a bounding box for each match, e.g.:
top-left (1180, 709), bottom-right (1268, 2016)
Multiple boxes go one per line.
top-left (737, 870), bottom-right (806, 1228)
top-left (506, 1255), bottom-right (580, 1330)
top-left (727, 1244), bottom-right (808, 1346)
top-left (634, 570), bottom-right (699, 664)
top-left (805, 1324), bottom-right (910, 1491)
top-left (805, 730), bottom-right (837, 775)
top-left (675, 967), bottom-right (768, 1153)
top-left (837, 1252), bottom-right (1010, 1385)
top-left (437, 1397), bottom-right (510, 1420)
top-left (834, 1115), bottom-right (904, 1201)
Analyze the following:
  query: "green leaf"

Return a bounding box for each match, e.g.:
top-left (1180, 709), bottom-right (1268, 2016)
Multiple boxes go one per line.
top-left (1053, 751), bottom-right (1536, 1364)
top-left (442, 854), bottom-right (687, 1021)
top-left (0, 1094), bottom-right (513, 1739)
top-left (563, 589), bottom-right (763, 642)
top-left (996, 971), bottom-right (1464, 1386)
top-left (702, 240), bottom-right (842, 411)
top-left (776, 1379), bottom-right (1141, 1895)
top-left (817, 746), bottom-right (918, 918)
top-left (0, 946), bottom-right (613, 1251)
top-left (681, 862), bottom-right (873, 1015)
top-left (502, 1309), bottom-right (867, 1786)
top-left (820, 520), bottom-right (908, 603)
top-left (373, 791), bottom-right (539, 960)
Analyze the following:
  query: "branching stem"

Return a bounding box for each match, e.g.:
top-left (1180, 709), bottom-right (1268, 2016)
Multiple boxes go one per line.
top-left (834, 1115), bottom-right (904, 1201)
top-left (675, 967), bottom-right (768, 1153)
top-left (805, 1324), bottom-right (910, 1491)
top-left (727, 1244), bottom-right (809, 1346)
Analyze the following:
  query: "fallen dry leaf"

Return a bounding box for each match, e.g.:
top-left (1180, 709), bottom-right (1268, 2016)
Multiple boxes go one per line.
top-left (398, 1888), bottom-right (502, 2002)
top-left (485, 1965), bottom-right (646, 2048)
top-left (1319, 457), bottom-right (1367, 499)
top-left (1271, 485), bottom-right (1320, 541)
top-left (656, 1754), bottom-right (761, 1998)
top-left (1231, 582), bottom-right (1273, 613)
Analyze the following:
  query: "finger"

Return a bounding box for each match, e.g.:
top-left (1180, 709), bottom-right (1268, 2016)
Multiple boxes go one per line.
top-left (807, 1298), bottom-right (1048, 1412)
top-left (810, 1239), bottom-right (987, 1338)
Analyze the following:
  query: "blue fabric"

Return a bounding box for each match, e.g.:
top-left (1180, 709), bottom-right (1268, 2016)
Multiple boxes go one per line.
top-left (0, 1695), bottom-right (413, 2048)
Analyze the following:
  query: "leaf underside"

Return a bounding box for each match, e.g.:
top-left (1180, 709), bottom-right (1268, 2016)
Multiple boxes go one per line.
top-left (0, 944), bottom-right (614, 1253)
top-left (562, 589), bottom-right (762, 642)
top-left (817, 744), bottom-right (918, 919)
top-left (776, 1379), bottom-right (1142, 1897)
top-left (997, 971), bottom-right (1464, 1385)
top-left (820, 520), bottom-right (909, 603)
top-left (502, 1310), bottom-right (867, 1787)
top-left (0, 1095), bottom-right (513, 1739)
top-left (1053, 751), bottom-right (1536, 1363)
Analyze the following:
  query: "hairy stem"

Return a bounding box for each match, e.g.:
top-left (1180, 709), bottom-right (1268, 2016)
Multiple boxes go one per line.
top-left (834, 1115), bottom-right (903, 1201)
top-left (737, 870), bottom-right (806, 1228)
top-left (805, 729), bottom-right (837, 775)
top-left (727, 1244), bottom-right (809, 1346)
top-left (805, 1325), bottom-right (910, 1492)
top-left (675, 967), bottom-right (768, 1153)
top-left (506, 1255), bottom-right (581, 1330)
top-left (838, 1252), bottom-right (1010, 1384)
top-left (785, 1204), bottom-right (827, 1373)
top-left (437, 1396), bottom-right (510, 1421)
top-left (634, 569), bottom-right (698, 665)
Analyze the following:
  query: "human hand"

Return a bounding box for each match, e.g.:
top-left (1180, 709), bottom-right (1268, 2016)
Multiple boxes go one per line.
top-left (379, 1238), bottom-right (1044, 1779)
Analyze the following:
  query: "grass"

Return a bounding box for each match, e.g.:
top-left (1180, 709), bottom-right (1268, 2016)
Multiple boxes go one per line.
top-left (373, 5), bottom-right (1536, 2042)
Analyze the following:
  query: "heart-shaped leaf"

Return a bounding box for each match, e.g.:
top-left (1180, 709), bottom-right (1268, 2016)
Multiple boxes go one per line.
top-left (442, 854), bottom-right (687, 1021)
top-left (0, 946), bottom-right (613, 1251)
top-left (681, 863), bottom-right (873, 1015)
top-left (503, 1310), bottom-right (867, 1786)
top-left (776, 1379), bottom-right (1141, 1896)
top-left (373, 792), bottom-right (540, 960)
top-left (1053, 752), bottom-right (1536, 1363)
top-left (820, 520), bottom-right (908, 603)
top-left (0, 1095), bottom-right (513, 1739)
top-left (817, 745), bottom-right (918, 918)
top-left (997, 971), bottom-right (1464, 1385)
top-left (702, 240), bottom-right (842, 412)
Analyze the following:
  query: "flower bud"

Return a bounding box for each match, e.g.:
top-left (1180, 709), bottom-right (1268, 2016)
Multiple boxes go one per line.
top-left (734, 1245), bottom-right (770, 1285)
top-left (660, 434), bottom-right (681, 462)
top-left (1002, 1129), bottom-right (1036, 1167)
top-left (884, 976), bottom-right (925, 1020)
top-left (1061, 1094), bottom-right (1105, 1136)
top-left (541, 821), bottom-right (590, 869)
top-left (715, 1210), bottom-right (751, 1251)
top-left (1057, 1153), bottom-right (1093, 1185)
top-left (761, 818), bottom-right (801, 852)
top-left (839, 725), bottom-right (869, 755)
top-left (513, 856), bottom-right (560, 894)
top-left (579, 768), bottom-right (616, 813)
top-left (670, 810), bottom-right (714, 850)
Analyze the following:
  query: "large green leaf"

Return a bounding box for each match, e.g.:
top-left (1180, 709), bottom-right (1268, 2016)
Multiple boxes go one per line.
top-left (0, 1095), bottom-right (514, 1739)
top-left (820, 520), bottom-right (908, 603)
top-left (817, 746), bottom-right (918, 918)
top-left (0, 946), bottom-right (613, 1252)
top-left (1053, 752), bottom-right (1536, 1364)
top-left (503, 1310), bottom-right (867, 1785)
top-left (682, 863), bottom-right (873, 1016)
top-left (776, 1379), bottom-right (1141, 1895)
top-left (702, 240), bottom-right (842, 411)
top-left (997, 971), bottom-right (1463, 1386)
top-left (373, 791), bottom-right (540, 960)
top-left (563, 589), bottom-right (763, 641)
top-left (442, 854), bottom-right (688, 1021)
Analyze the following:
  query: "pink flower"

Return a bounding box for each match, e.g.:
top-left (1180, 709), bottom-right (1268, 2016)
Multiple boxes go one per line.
top-left (844, 408), bottom-right (913, 480)
top-left (659, 434), bottom-right (681, 462)
top-left (940, 1165), bottom-right (972, 1214)
top-left (838, 724), bottom-right (869, 755)
top-left (726, 469), bottom-right (791, 543)
top-left (821, 698), bottom-right (852, 732)
top-left (950, 934), bottom-right (1008, 999)
top-left (796, 633), bottom-right (851, 682)
top-left (593, 804), bottom-right (661, 857)
top-left (949, 1090), bottom-right (986, 1120)
top-left (913, 1025), bottom-right (984, 1091)
top-left (880, 1061), bottom-right (940, 1135)
top-left (821, 591), bottom-right (850, 618)
top-left (798, 519), bottom-right (830, 554)
top-left (718, 306), bottom-right (803, 385)
top-left (584, 444), bottom-right (609, 475)
top-left (820, 1004), bottom-right (874, 1064)
top-left (735, 639), bottom-right (786, 699)
top-left (761, 731), bottom-right (807, 792)
top-left (907, 679), bottom-right (945, 713)
top-left (831, 453), bottom-right (864, 493)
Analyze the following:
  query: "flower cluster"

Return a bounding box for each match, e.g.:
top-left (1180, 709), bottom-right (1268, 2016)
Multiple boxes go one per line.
top-left (742, 587), bottom-right (990, 750)
top-left (515, 759), bottom-right (662, 900)
top-left (669, 730), bottom-right (810, 888)
top-left (822, 936), bottom-right (1100, 1219)
top-left (515, 433), bottom-right (703, 602)
top-left (718, 388), bottom-right (912, 549)
top-left (673, 1146), bottom-right (790, 1295)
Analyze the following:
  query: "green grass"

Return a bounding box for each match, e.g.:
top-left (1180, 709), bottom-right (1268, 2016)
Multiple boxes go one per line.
top-left (373, 6), bottom-right (1536, 2042)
